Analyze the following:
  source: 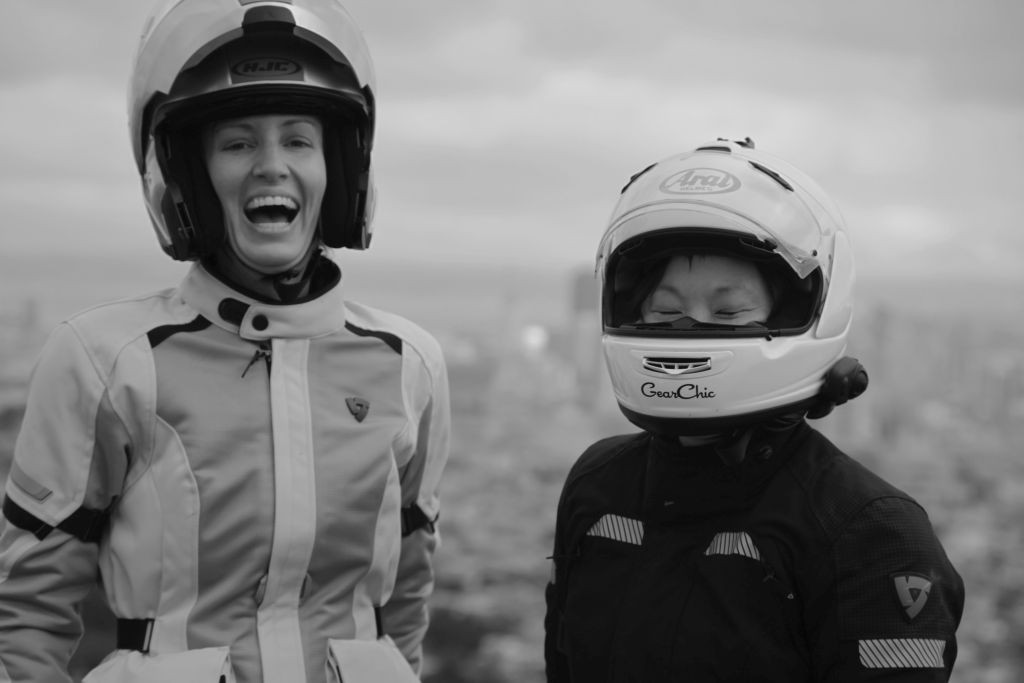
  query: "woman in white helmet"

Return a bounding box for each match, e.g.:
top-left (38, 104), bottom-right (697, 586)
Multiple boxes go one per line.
top-left (544, 139), bottom-right (964, 682)
top-left (0, 2), bottom-right (448, 682)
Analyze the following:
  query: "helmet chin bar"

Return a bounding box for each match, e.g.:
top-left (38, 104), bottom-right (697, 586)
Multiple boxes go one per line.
top-left (620, 356), bottom-right (869, 437)
top-left (619, 401), bottom-right (817, 437)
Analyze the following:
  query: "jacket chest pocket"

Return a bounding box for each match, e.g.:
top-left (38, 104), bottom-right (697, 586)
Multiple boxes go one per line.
top-left (83, 647), bottom-right (235, 683)
top-left (325, 636), bottom-right (418, 683)
top-left (664, 532), bottom-right (807, 680)
top-left (560, 530), bottom-right (645, 675)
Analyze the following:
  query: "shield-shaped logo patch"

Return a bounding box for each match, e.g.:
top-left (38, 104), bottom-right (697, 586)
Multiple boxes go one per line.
top-left (892, 573), bottom-right (932, 621)
top-left (346, 397), bottom-right (370, 423)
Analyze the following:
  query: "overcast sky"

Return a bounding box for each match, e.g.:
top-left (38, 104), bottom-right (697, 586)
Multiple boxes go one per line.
top-left (2, 0), bottom-right (1023, 285)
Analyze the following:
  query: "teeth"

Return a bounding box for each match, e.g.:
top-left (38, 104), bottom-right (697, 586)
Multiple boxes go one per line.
top-left (245, 195), bottom-right (298, 211)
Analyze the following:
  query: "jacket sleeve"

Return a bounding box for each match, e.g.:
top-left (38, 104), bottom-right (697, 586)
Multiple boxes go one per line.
top-left (544, 482), bottom-right (572, 683)
top-left (381, 341), bottom-right (450, 674)
top-left (544, 437), bottom-right (630, 683)
top-left (0, 323), bottom-right (128, 683)
top-left (804, 496), bottom-right (965, 682)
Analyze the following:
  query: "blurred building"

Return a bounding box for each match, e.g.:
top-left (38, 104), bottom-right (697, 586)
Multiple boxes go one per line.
top-left (563, 265), bottom-right (616, 414)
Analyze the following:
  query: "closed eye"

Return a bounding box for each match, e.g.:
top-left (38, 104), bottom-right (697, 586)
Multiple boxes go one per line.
top-left (220, 139), bottom-right (254, 152)
top-left (646, 309), bottom-right (686, 321)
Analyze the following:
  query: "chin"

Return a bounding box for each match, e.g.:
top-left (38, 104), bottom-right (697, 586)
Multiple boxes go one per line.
top-left (242, 236), bottom-right (318, 271)
top-left (234, 246), bottom-right (303, 274)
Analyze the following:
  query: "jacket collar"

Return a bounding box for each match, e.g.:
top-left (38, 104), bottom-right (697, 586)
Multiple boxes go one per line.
top-left (179, 259), bottom-right (346, 340)
top-left (641, 420), bottom-right (810, 521)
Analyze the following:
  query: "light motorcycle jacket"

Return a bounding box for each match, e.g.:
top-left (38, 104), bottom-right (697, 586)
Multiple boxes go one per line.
top-left (0, 258), bottom-right (450, 683)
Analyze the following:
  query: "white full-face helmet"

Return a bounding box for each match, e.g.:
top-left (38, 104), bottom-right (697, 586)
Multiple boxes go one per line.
top-left (597, 138), bottom-right (866, 436)
top-left (128, 0), bottom-right (377, 261)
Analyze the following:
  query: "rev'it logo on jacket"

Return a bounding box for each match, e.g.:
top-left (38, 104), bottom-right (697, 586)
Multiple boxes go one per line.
top-left (346, 397), bottom-right (370, 423)
top-left (659, 168), bottom-right (741, 195)
top-left (892, 573), bottom-right (932, 620)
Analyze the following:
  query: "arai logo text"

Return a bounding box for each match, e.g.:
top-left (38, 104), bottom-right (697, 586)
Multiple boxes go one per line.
top-left (660, 168), bottom-right (741, 195)
top-left (231, 58), bottom-right (301, 77)
top-left (641, 382), bottom-right (716, 400)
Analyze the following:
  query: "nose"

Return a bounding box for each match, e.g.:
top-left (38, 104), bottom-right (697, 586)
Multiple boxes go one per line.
top-left (252, 144), bottom-right (288, 180)
top-left (687, 304), bottom-right (713, 323)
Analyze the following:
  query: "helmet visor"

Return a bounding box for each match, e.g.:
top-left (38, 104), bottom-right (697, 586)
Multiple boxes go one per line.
top-left (603, 229), bottom-right (823, 337)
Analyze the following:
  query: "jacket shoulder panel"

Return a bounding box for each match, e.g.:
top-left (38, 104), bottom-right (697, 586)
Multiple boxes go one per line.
top-left (567, 433), bottom-right (647, 488)
top-left (8, 290), bottom-right (184, 526)
top-left (343, 300), bottom-right (445, 377)
top-left (558, 433), bottom-right (650, 516)
top-left (62, 287), bottom-right (192, 376)
top-left (782, 428), bottom-right (918, 541)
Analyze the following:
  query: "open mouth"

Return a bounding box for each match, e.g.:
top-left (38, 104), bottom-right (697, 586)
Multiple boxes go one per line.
top-left (244, 195), bottom-right (300, 226)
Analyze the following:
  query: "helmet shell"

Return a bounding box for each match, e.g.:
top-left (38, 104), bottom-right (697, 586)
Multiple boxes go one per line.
top-left (596, 139), bottom-right (855, 435)
top-left (128, 0), bottom-right (377, 260)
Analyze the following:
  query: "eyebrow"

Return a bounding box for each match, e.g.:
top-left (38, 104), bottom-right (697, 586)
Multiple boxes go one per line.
top-left (653, 283), bottom-right (758, 298)
top-left (210, 117), bottom-right (319, 134)
top-left (280, 117), bottom-right (319, 128)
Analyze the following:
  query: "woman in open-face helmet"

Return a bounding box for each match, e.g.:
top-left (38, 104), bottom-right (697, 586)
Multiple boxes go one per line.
top-left (0, 2), bottom-right (449, 682)
top-left (545, 140), bottom-right (964, 682)
top-left (129, 0), bottom-right (378, 299)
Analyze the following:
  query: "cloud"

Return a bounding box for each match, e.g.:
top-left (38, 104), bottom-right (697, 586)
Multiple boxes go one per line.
top-left (1, 0), bottom-right (1021, 283)
top-left (0, 1), bottom-right (147, 87)
top-left (0, 73), bottom-right (149, 253)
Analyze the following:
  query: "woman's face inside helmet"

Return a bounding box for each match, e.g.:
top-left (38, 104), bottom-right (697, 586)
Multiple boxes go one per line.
top-left (639, 252), bottom-right (773, 326)
top-left (204, 113), bottom-right (327, 276)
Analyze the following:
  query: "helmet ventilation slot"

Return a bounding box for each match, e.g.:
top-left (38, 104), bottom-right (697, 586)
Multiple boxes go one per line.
top-left (642, 357), bottom-right (712, 376)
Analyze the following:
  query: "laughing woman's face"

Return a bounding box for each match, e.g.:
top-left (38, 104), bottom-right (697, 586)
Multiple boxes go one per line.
top-left (204, 114), bottom-right (327, 276)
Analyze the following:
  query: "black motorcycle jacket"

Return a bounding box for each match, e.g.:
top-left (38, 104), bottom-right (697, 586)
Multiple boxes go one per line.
top-left (544, 421), bottom-right (964, 682)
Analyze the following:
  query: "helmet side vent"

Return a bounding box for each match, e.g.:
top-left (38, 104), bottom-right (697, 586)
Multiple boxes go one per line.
top-left (695, 145), bottom-right (731, 153)
top-left (620, 162), bottom-right (657, 194)
top-left (749, 161), bottom-right (794, 191)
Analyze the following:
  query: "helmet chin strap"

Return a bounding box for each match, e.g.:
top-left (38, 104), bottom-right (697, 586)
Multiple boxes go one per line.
top-left (712, 429), bottom-right (753, 466)
top-left (677, 430), bottom-right (751, 465)
top-left (682, 411), bottom-right (806, 466)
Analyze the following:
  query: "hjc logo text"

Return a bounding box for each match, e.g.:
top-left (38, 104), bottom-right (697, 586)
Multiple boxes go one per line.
top-left (231, 59), bottom-right (301, 77)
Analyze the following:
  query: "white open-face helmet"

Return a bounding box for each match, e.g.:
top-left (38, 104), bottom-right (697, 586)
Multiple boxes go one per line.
top-left (128, 0), bottom-right (377, 261)
top-left (597, 138), bottom-right (864, 436)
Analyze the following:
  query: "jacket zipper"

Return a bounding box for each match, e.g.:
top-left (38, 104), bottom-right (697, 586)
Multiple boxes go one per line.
top-left (242, 341), bottom-right (273, 378)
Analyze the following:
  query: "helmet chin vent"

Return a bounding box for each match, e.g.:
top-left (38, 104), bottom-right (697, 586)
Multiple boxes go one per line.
top-left (642, 356), bottom-right (712, 376)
